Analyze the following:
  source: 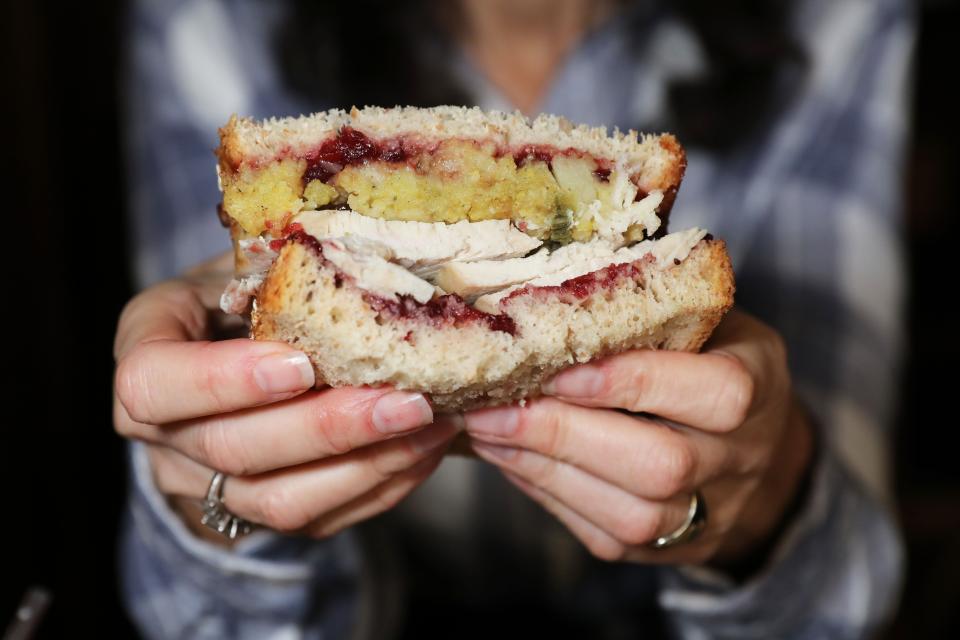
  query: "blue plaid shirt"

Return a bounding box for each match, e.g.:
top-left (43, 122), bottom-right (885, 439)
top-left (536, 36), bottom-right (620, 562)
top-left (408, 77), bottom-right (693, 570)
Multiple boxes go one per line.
top-left (121, 0), bottom-right (913, 637)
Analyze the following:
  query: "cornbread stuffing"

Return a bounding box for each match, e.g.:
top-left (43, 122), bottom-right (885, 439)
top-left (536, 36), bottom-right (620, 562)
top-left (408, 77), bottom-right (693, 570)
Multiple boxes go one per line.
top-left (221, 137), bottom-right (647, 242)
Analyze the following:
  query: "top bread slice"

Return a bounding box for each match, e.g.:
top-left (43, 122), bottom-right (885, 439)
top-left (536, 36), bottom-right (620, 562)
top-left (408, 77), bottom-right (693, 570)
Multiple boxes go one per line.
top-left (218, 105), bottom-right (684, 191)
top-left (217, 106), bottom-right (687, 240)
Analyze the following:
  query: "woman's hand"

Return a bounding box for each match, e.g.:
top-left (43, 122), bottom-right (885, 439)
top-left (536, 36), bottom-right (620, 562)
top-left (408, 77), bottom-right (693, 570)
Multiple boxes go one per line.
top-left (113, 253), bottom-right (456, 545)
top-left (463, 309), bottom-right (814, 569)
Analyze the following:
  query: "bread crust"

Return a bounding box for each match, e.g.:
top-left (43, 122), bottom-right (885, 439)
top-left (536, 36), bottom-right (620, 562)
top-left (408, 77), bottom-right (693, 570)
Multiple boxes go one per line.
top-left (252, 237), bottom-right (734, 412)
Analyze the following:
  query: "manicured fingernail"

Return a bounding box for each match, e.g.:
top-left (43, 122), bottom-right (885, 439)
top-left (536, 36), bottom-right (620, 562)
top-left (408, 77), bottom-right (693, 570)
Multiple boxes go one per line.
top-left (409, 419), bottom-right (459, 454)
top-left (464, 406), bottom-right (519, 437)
top-left (542, 365), bottom-right (604, 397)
top-left (373, 392), bottom-right (433, 434)
top-left (253, 352), bottom-right (315, 394)
top-left (471, 441), bottom-right (519, 461)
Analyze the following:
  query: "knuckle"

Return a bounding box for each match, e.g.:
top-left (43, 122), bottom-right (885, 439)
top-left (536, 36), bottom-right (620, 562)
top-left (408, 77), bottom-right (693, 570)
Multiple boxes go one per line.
top-left (624, 362), bottom-right (654, 412)
top-left (114, 347), bottom-right (153, 424)
top-left (652, 439), bottom-right (697, 499)
top-left (196, 421), bottom-right (252, 476)
top-left (307, 401), bottom-right (353, 458)
top-left (193, 423), bottom-right (218, 467)
top-left (738, 444), bottom-right (773, 478)
top-left (113, 397), bottom-right (138, 437)
top-left (146, 448), bottom-right (178, 496)
top-left (524, 452), bottom-right (557, 488)
top-left (367, 447), bottom-right (410, 483)
top-left (533, 403), bottom-right (567, 459)
top-left (714, 357), bottom-right (755, 432)
top-left (196, 343), bottom-right (234, 414)
top-left (256, 485), bottom-right (310, 532)
top-left (513, 402), bottom-right (534, 436)
top-left (114, 296), bottom-right (148, 359)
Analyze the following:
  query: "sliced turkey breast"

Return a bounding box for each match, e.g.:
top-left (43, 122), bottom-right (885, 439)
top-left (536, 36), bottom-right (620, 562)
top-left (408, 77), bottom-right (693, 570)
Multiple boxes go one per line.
top-left (222, 218), bottom-right (706, 316)
top-left (292, 209), bottom-right (542, 277)
top-left (472, 228), bottom-right (708, 313)
top-left (321, 238), bottom-right (437, 304)
top-left (434, 240), bottom-right (628, 300)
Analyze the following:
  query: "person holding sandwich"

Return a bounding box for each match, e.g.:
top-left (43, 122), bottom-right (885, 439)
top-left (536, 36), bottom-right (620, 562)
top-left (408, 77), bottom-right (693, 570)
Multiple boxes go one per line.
top-left (114, 0), bottom-right (911, 637)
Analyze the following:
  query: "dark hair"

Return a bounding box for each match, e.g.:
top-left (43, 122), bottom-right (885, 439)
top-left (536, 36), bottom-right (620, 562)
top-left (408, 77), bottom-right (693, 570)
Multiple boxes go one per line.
top-left (275, 1), bottom-right (469, 110)
top-left (664, 0), bottom-right (806, 148)
top-left (275, 0), bottom-right (804, 150)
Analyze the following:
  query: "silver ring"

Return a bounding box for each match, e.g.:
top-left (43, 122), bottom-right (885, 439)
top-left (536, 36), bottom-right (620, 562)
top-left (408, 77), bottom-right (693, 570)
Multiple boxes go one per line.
top-left (649, 490), bottom-right (707, 549)
top-left (201, 472), bottom-right (254, 539)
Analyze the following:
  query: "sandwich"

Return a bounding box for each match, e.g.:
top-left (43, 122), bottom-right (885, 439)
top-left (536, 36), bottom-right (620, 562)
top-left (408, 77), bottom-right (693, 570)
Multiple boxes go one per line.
top-left (216, 106), bottom-right (734, 412)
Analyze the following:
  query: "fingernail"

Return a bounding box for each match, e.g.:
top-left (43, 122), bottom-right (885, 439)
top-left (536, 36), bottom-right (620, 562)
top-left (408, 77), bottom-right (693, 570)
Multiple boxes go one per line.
top-left (471, 441), bottom-right (519, 461)
top-left (373, 392), bottom-right (433, 434)
top-left (409, 419), bottom-right (459, 454)
top-left (253, 352), bottom-right (315, 394)
top-left (464, 406), bottom-right (519, 437)
top-left (542, 365), bottom-right (604, 397)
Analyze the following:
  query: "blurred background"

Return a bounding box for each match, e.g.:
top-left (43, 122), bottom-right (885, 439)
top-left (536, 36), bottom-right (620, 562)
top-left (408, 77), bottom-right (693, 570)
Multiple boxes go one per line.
top-left (2, 0), bottom-right (957, 637)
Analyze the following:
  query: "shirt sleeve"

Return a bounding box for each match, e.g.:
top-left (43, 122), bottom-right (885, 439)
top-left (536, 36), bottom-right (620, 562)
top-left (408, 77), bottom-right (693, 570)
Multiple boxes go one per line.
top-left (123, 0), bottom-right (309, 288)
top-left (120, 441), bottom-right (365, 640)
top-left (656, 0), bottom-right (914, 636)
top-left (657, 439), bottom-right (904, 639)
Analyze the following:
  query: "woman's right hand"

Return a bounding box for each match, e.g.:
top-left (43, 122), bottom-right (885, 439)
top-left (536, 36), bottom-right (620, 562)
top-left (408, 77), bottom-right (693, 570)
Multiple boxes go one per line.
top-left (112, 254), bottom-right (457, 545)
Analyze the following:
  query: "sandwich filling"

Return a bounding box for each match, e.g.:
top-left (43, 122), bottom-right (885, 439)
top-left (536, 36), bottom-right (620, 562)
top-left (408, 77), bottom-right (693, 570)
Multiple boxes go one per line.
top-left (218, 121), bottom-right (700, 328)
top-left (220, 127), bottom-right (661, 244)
top-left (220, 208), bottom-right (707, 320)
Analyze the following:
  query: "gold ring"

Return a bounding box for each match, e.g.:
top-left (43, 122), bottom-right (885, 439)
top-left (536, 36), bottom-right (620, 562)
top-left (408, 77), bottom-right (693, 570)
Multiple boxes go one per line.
top-left (649, 490), bottom-right (707, 549)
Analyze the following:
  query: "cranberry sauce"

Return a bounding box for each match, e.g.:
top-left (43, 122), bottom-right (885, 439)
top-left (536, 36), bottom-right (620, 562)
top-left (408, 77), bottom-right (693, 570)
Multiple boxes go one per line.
top-left (298, 127), bottom-right (616, 186)
top-left (502, 254), bottom-right (656, 306)
top-left (273, 227), bottom-right (316, 253)
top-left (364, 293), bottom-right (517, 336)
top-left (303, 127), bottom-right (421, 184)
top-left (511, 144), bottom-right (555, 167)
top-left (281, 230), bottom-right (517, 336)
top-left (553, 259), bottom-right (648, 299)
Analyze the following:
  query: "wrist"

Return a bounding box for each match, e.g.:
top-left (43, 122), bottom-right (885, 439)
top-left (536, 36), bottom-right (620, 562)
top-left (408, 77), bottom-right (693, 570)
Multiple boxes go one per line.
top-left (709, 398), bottom-right (816, 579)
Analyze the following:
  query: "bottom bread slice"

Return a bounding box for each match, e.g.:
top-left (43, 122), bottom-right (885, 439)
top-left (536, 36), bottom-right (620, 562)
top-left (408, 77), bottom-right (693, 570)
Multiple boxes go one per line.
top-left (252, 237), bottom-right (735, 412)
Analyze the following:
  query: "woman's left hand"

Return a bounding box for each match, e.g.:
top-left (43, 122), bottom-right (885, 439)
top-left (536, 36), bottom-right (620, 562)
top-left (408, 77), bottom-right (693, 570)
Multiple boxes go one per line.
top-left (463, 308), bottom-right (814, 568)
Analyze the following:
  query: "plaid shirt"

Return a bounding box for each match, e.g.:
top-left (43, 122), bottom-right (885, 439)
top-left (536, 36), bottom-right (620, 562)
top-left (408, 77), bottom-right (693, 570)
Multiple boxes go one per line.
top-left (121, 0), bottom-right (913, 637)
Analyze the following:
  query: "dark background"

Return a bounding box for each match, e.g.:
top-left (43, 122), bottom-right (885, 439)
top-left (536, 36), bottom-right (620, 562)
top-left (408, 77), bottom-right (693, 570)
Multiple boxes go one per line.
top-left (2, 0), bottom-right (957, 637)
